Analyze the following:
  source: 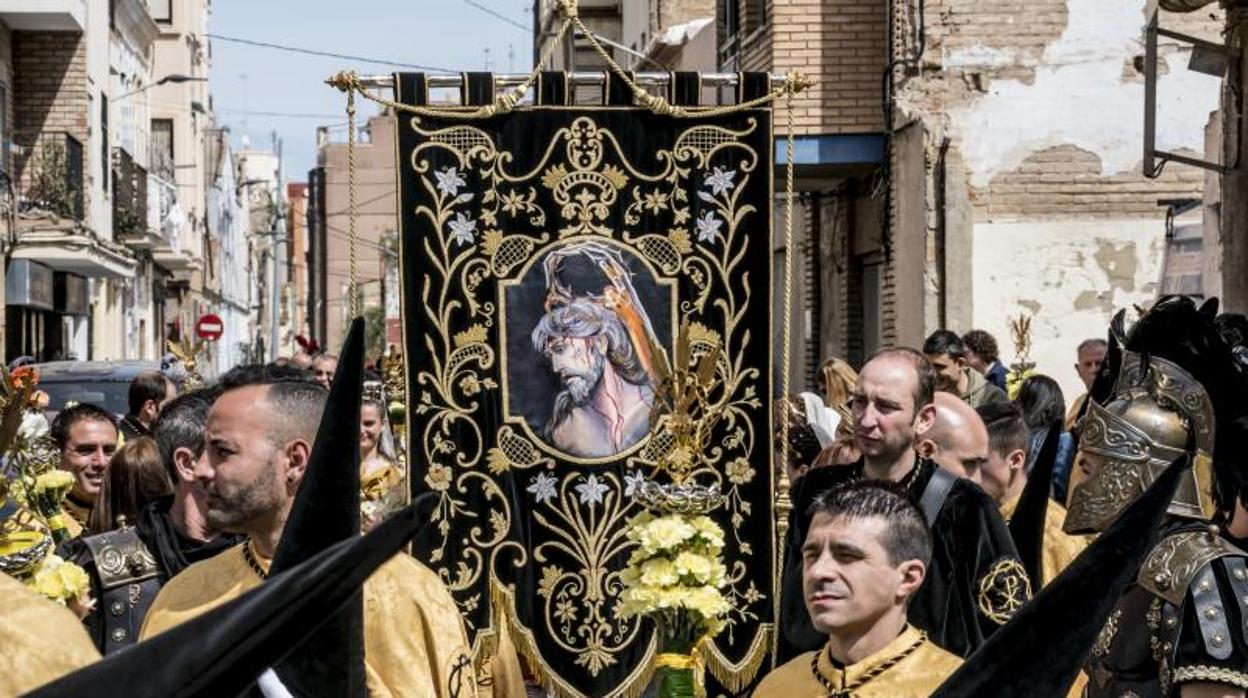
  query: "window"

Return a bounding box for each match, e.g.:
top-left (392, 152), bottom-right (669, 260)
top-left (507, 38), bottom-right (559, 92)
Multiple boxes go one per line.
top-left (149, 0), bottom-right (172, 23)
top-left (101, 95), bottom-right (109, 191)
top-left (0, 84), bottom-right (9, 176)
top-left (151, 119), bottom-right (174, 181)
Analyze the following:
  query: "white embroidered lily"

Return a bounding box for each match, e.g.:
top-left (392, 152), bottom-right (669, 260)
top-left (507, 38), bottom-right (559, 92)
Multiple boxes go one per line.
top-left (695, 210), bottom-right (723, 244)
top-left (527, 472), bottom-right (558, 504)
top-left (624, 470), bottom-right (646, 497)
top-left (574, 474), bottom-right (610, 507)
top-left (447, 211), bottom-right (477, 247)
top-left (704, 166), bottom-right (736, 197)
top-left (435, 166), bottom-right (466, 198)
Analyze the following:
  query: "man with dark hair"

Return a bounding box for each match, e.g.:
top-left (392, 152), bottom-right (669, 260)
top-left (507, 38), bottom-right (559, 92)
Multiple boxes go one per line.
top-left (50, 403), bottom-right (119, 537)
top-left (60, 388), bottom-right (242, 654)
top-left (140, 365), bottom-right (474, 695)
top-left (758, 482), bottom-right (961, 695)
top-left (975, 401), bottom-right (1085, 587)
top-left (120, 371), bottom-right (177, 441)
top-left (924, 330), bottom-right (1007, 408)
top-left (963, 329), bottom-right (1008, 391)
top-left (781, 347), bottom-right (1027, 660)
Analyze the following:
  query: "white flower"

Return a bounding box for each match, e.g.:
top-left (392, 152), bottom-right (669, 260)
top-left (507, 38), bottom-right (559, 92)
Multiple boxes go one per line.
top-left (704, 166), bottom-right (736, 196)
top-left (435, 166), bottom-right (466, 197)
top-left (574, 474), bottom-right (610, 507)
top-left (447, 211), bottom-right (477, 247)
top-left (527, 472), bottom-right (558, 504)
top-left (18, 412), bottom-right (49, 441)
top-left (623, 470), bottom-right (646, 497)
top-left (695, 210), bottom-right (722, 244)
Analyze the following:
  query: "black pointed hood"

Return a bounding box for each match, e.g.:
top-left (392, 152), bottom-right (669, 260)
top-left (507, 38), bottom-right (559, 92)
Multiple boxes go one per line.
top-left (931, 454), bottom-right (1188, 697)
top-left (1009, 422), bottom-right (1060, 585)
top-left (27, 497), bottom-right (433, 698)
top-left (269, 317), bottom-right (367, 696)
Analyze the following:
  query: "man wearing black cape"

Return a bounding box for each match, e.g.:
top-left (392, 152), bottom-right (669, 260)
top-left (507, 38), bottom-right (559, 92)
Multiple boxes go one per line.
top-left (780, 347), bottom-right (1028, 660)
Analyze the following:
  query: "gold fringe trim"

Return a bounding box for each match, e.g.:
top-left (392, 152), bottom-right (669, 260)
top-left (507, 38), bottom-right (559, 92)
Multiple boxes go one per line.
top-left (701, 624), bottom-right (774, 694)
top-left (490, 577), bottom-right (658, 698)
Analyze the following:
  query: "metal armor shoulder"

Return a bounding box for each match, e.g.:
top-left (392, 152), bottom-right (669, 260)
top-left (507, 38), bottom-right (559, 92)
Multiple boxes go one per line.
top-left (1138, 529), bottom-right (1244, 606)
top-left (82, 526), bottom-right (160, 590)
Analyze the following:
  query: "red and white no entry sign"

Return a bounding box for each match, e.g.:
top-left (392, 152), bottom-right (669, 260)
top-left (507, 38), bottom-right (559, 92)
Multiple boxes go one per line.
top-left (196, 313), bottom-right (224, 341)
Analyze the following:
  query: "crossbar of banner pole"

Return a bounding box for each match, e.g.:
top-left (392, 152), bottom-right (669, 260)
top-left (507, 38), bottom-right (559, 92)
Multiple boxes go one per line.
top-left (353, 72), bottom-right (790, 90)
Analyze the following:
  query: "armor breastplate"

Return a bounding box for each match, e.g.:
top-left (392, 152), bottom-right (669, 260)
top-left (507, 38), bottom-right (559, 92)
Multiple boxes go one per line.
top-left (83, 526), bottom-right (163, 654)
top-left (1085, 529), bottom-right (1248, 697)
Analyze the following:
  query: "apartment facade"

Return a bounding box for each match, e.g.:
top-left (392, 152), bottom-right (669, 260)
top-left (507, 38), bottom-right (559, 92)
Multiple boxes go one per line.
top-left (716, 0), bottom-right (1219, 400)
top-left (308, 114), bottom-right (397, 353)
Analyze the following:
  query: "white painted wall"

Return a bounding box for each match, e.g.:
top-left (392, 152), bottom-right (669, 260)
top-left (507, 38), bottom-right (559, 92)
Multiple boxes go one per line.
top-left (972, 219), bottom-right (1165, 405)
top-left (945, 0), bottom-right (1221, 188)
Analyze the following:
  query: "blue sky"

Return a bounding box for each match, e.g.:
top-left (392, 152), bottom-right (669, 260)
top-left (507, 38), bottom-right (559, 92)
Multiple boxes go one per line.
top-left (208, 0), bottom-right (535, 179)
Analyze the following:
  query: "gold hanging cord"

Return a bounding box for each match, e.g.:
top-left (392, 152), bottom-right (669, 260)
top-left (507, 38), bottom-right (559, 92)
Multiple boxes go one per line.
top-left (326, 0), bottom-right (811, 677)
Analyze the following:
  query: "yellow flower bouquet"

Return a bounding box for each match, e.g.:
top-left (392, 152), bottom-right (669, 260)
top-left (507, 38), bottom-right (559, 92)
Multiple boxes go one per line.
top-left (619, 511), bottom-right (730, 698)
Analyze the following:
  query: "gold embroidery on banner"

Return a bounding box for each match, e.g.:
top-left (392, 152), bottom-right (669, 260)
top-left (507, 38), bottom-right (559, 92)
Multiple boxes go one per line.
top-left (977, 558), bottom-right (1032, 625)
top-left (406, 113), bottom-right (769, 694)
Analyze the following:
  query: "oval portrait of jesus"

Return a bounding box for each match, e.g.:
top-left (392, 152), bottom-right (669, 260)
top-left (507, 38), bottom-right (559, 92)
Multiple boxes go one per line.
top-left (501, 240), bottom-right (675, 461)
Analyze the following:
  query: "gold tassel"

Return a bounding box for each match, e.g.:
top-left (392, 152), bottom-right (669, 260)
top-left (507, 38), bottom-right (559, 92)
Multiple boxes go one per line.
top-left (700, 624), bottom-right (774, 694)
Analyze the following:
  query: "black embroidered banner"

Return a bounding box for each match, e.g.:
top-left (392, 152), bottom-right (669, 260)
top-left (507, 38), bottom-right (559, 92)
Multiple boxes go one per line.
top-left (396, 73), bottom-right (776, 697)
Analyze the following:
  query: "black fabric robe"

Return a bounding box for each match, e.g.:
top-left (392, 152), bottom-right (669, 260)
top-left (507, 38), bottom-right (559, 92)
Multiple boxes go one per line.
top-left (778, 457), bottom-right (1027, 660)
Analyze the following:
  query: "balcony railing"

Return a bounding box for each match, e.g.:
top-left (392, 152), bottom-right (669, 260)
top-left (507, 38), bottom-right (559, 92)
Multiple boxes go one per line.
top-left (20, 132), bottom-right (84, 221)
top-left (147, 172), bottom-right (181, 252)
top-left (112, 147), bottom-right (148, 238)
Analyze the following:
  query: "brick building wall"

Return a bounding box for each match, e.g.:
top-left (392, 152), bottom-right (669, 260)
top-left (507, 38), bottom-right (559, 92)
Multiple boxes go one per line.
top-left (734, 0), bottom-right (886, 134)
top-left (12, 31), bottom-right (88, 191)
top-left (890, 0), bottom-right (1225, 399)
top-left (0, 23), bottom-right (12, 175)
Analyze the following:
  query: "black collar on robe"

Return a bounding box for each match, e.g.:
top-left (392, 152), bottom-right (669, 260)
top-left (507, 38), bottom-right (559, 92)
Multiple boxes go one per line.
top-left (778, 457), bottom-right (1024, 660)
top-left (136, 495), bottom-right (244, 582)
top-left (26, 498), bottom-right (433, 698)
top-left (930, 455), bottom-right (1188, 698)
top-left (268, 317), bottom-right (367, 697)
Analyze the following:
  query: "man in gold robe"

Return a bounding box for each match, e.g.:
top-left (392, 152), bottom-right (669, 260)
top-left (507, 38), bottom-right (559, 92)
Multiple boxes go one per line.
top-left (138, 368), bottom-right (478, 697)
top-left (757, 481), bottom-right (961, 697)
top-left (974, 402), bottom-right (1086, 587)
top-left (0, 571), bottom-right (100, 695)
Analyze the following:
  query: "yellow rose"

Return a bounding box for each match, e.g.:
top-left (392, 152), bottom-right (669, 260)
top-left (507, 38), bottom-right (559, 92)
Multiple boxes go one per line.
top-left (34, 470), bottom-right (74, 494)
top-left (641, 516), bottom-right (696, 552)
top-left (684, 585), bottom-right (730, 618)
top-left (639, 558), bottom-right (679, 587)
top-left (55, 561), bottom-right (89, 597)
top-left (673, 551), bottom-right (714, 582)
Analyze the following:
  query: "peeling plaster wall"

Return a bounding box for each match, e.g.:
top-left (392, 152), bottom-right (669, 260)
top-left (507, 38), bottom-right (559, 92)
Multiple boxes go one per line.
top-left (972, 219), bottom-right (1163, 402)
top-left (899, 0), bottom-right (1220, 406)
top-left (940, 0), bottom-right (1221, 188)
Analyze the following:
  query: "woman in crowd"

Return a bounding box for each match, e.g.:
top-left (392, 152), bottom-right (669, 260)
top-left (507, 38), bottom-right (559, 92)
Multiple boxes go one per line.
top-left (87, 436), bottom-right (171, 535)
top-left (1015, 375), bottom-right (1076, 503)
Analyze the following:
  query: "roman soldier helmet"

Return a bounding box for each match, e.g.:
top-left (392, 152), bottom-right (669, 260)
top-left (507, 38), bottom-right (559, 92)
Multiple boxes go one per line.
top-left (1065, 296), bottom-right (1247, 534)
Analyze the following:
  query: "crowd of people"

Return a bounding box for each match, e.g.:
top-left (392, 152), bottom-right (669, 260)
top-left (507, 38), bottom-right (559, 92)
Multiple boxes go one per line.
top-left (764, 298), bottom-right (1248, 696)
top-left (5, 295), bottom-right (1248, 697)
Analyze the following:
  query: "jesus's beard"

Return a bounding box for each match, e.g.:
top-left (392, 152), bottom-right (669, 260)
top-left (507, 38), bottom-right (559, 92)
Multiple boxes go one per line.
top-left (561, 351), bottom-right (606, 405)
